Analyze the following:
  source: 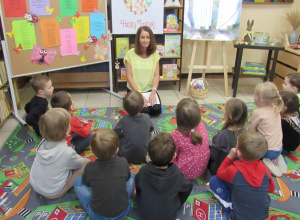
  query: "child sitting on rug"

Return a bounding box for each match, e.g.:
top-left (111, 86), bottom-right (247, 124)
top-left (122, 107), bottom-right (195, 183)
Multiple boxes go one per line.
top-left (30, 108), bottom-right (90, 199)
top-left (248, 82), bottom-right (287, 177)
top-left (282, 72), bottom-right (300, 109)
top-left (171, 98), bottom-right (210, 180)
top-left (280, 91), bottom-right (300, 155)
top-left (205, 98), bottom-right (248, 180)
top-left (25, 75), bottom-right (54, 137)
top-left (74, 128), bottom-right (134, 220)
top-left (51, 91), bottom-right (93, 153)
top-left (208, 130), bottom-right (275, 220)
top-left (135, 132), bottom-right (193, 220)
top-left (114, 91), bottom-right (154, 164)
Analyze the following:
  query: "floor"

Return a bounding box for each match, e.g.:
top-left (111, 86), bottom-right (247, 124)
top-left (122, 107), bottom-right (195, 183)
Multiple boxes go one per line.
top-left (0, 77), bottom-right (261, 148)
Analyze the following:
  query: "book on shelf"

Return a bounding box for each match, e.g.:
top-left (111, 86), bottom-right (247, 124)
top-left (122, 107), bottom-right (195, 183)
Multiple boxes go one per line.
top-left (0, 61), bottom-right (7, 86)
top-left (163, 14), bottom-right (179, 32)
top-left (0, 89), bottom-right (10, 121)
top-left (120, 67), bottom-right (126, 80)
top-left (116, 37), bottom-right (129, 58)
top-left (244, 62), bottom-right (265, 68)
top-left (162, 64), bottom-right (178, 78)
top-left (243, 62), bottom-right (266, 76)
top-left (164, 34), bottom-right (181, 56)
top-left (156, 45), bottom-right (164, 56)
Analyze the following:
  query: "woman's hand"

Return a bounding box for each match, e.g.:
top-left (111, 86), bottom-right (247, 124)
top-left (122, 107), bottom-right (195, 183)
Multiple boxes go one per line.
top-left (148, 91), bottom-right (157, 107)
top-left (142, 95), bottom-right (148, 107)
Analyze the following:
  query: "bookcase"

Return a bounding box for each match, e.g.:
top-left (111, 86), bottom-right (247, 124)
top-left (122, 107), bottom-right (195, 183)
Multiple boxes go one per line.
top-left (111, 0), bottom-right (185, 92)
top-left (0, 24), bottom-right (20, 128)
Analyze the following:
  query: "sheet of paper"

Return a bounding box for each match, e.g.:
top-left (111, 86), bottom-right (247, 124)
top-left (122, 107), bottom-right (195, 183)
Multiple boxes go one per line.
top-left (3, 0), bottom-right (27, 17)
top-left (12, 20), bottom-right (37, 50)
top-left (29, 0), bottom-right (51, 15)
top-left (59, 0), bottom-right (78, 16)
top-left (40, 18), bottom-right (61, 48)
top-left (142, 92), bottom-right (160, 106)
top-left (73, 16), bottom-right (90, 43)
top-left (90, 13), bottom-right (105, 39)
top-left (82, 0), bottom-right (98, 12)
top-left (60, 29), bottom-right (78, 56)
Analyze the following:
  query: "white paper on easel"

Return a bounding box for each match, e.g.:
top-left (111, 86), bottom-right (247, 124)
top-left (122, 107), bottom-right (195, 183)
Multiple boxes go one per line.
top-left (142, 92), bottom-right (160, 106)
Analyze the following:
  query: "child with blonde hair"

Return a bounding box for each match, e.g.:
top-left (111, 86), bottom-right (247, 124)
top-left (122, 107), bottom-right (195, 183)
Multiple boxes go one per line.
top-left (171, 98), bottom-right (210, 180)
top-left (30, 108), bottom-right (90, 199)
top-left (51, 91), bottom-right (93, 153)
top-left (206, 98), bottom-right (248, 180)
top-left (248, 82), bottom-right (286, 176)
top-left (25, 75), bottom-right (54, 136)
top-left (280, 91), bottom-right (300, 155)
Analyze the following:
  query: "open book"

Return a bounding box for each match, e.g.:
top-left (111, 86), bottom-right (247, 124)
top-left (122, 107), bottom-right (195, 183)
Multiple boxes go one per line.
top-left (142, 92), bottom-right (160, 106)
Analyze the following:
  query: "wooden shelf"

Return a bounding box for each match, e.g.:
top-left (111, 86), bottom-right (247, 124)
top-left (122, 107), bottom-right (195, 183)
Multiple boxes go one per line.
top-left (117, 77), bottom-right (180, 83)
top-left (164, 5), bottom-right (183, 9)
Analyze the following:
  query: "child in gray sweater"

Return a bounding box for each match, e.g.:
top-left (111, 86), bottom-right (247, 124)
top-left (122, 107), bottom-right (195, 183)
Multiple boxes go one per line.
top-left (114, 91), bottom-right (154, 164)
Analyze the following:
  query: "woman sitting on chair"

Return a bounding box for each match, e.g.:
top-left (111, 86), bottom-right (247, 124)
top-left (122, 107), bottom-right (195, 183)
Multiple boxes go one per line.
top-left (124, 26), bottom-right (161, 116)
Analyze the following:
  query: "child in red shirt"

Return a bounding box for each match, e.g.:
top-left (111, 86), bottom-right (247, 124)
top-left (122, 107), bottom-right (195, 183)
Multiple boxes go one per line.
top-left (51, 91), bottom-right (93, 153)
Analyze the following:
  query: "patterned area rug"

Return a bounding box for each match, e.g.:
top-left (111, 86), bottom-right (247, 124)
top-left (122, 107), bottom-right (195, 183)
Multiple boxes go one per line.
top-left (0, 104), bottom-right (299, 220)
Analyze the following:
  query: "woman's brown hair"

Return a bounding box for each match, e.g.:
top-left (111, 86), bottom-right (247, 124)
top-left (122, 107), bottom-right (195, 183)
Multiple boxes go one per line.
top-left (134, 26), bottom-right (157, 56)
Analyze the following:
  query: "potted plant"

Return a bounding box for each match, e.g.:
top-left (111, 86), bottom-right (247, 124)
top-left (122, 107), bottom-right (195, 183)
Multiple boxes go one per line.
top-left (284, 8), bottom-right (300, 45)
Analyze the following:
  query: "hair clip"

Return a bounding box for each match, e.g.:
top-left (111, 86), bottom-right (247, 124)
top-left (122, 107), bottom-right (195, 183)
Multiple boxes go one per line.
top-left (191, 129), bottom-right (195, 132)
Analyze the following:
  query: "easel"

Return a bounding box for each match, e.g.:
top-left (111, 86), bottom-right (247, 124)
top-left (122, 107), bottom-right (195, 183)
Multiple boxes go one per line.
top-left (185, 39), bottom-right (230, 97)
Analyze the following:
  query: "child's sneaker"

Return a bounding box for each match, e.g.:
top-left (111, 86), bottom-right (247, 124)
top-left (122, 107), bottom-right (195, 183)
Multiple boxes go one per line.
top-left (277, 155), bottom-right (288, 174)
top-left (263, 158), bottom-right (282, 177)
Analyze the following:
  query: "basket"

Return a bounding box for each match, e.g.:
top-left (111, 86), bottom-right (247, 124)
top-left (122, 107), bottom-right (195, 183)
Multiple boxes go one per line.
top-left (190, 78), bottom-right (208, 99)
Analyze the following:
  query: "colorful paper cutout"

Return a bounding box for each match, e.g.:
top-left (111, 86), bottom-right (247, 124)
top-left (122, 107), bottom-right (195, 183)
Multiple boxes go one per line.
top-left (74, 11), bottom-right (80, 18)
top-left (101, 34), bottom-right (107, 41)
top-left (60, 29), bottom-right (78, 56)
top-left (90, 13), bottom-right (105, 39)
top-left (3, 0), bottom-right (27, 17)
top-left (93, 41), bottom-right (109, 61)
top-left (29, 0), bottom-right (51, 15)
top-left (72, 16), bottom-right (90, 43)
top-left (40, 18), bottom-right (61, 48)
top-left (13, 44), bottom-right (23, 53)
top-left (87, 36), bottom-right (97, 44)
top-left (75, 51), bottom-right (80, 55)
top-left (24, 13), bottom-right (39, 24)
top-left (46, 6), bottom-right (54, 14)
top-left (6, 30), bottom-right (15, 38)
top-left (81, 56), bottom-right (86, 62)
top-left (59, 0), bottom-right (78, 16)
top-left (83, 44), bottom-right (89, 50)
top-left (12, 20), bottom-right (37, 50)
top-left (56, 16), bottom-right (63, 22)
top-left (69, 18), bottom-right (76, 25)
top-left (30, 44), bottom-right (57, 65)
top-left (94, 8), bottom-right (100, 13)
top-left (82, 0), bottom-right (98, 12)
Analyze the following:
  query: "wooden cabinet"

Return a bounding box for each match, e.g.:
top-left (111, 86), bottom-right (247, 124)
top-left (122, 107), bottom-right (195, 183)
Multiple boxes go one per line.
top-left (111, 0), bottom-right (185, 92)
top-left (273, 48), bottom-right (300, 91)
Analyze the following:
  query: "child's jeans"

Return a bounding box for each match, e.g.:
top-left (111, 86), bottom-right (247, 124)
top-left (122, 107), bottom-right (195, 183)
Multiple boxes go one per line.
top-left (71, 132), bottom-right (94, 153)
top-left (209, 175), bottom-right (232, 214)
top-left (74, 173), bottom-right (135, 220)
top-left (262, 148), bottom-right (282, 160)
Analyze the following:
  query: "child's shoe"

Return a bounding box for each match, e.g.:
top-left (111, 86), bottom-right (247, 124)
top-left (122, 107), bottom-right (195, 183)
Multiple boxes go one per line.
top-left (263, 158), bottom-right (282, 177)
top-left (277, 155), bottom-right (288, 174)
top-left (165, 0), bottom-right (173, 6)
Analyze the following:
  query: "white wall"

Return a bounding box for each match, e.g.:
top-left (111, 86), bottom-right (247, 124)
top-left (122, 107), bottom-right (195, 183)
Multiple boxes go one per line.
top-left (181, 0), bottom-right (299, 74)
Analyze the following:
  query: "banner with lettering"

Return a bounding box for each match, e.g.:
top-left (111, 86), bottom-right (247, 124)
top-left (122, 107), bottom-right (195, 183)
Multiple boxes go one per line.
top-left (111, 0), bottom-right (163, 34)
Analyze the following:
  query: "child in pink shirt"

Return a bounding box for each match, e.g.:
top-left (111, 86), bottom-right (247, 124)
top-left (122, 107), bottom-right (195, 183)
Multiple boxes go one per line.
top-left (171, 98), bottom-right (210, 180)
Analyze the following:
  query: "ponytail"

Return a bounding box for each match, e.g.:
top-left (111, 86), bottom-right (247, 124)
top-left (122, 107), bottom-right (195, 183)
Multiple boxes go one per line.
top-left (190, 129), bottom-right (202, 145)
top-left (274, 91), bottom-right (284, 116)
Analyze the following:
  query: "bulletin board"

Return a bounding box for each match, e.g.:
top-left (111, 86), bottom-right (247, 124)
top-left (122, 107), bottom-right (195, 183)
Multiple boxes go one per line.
top-left (0, 0), bottom-right (110, 77)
